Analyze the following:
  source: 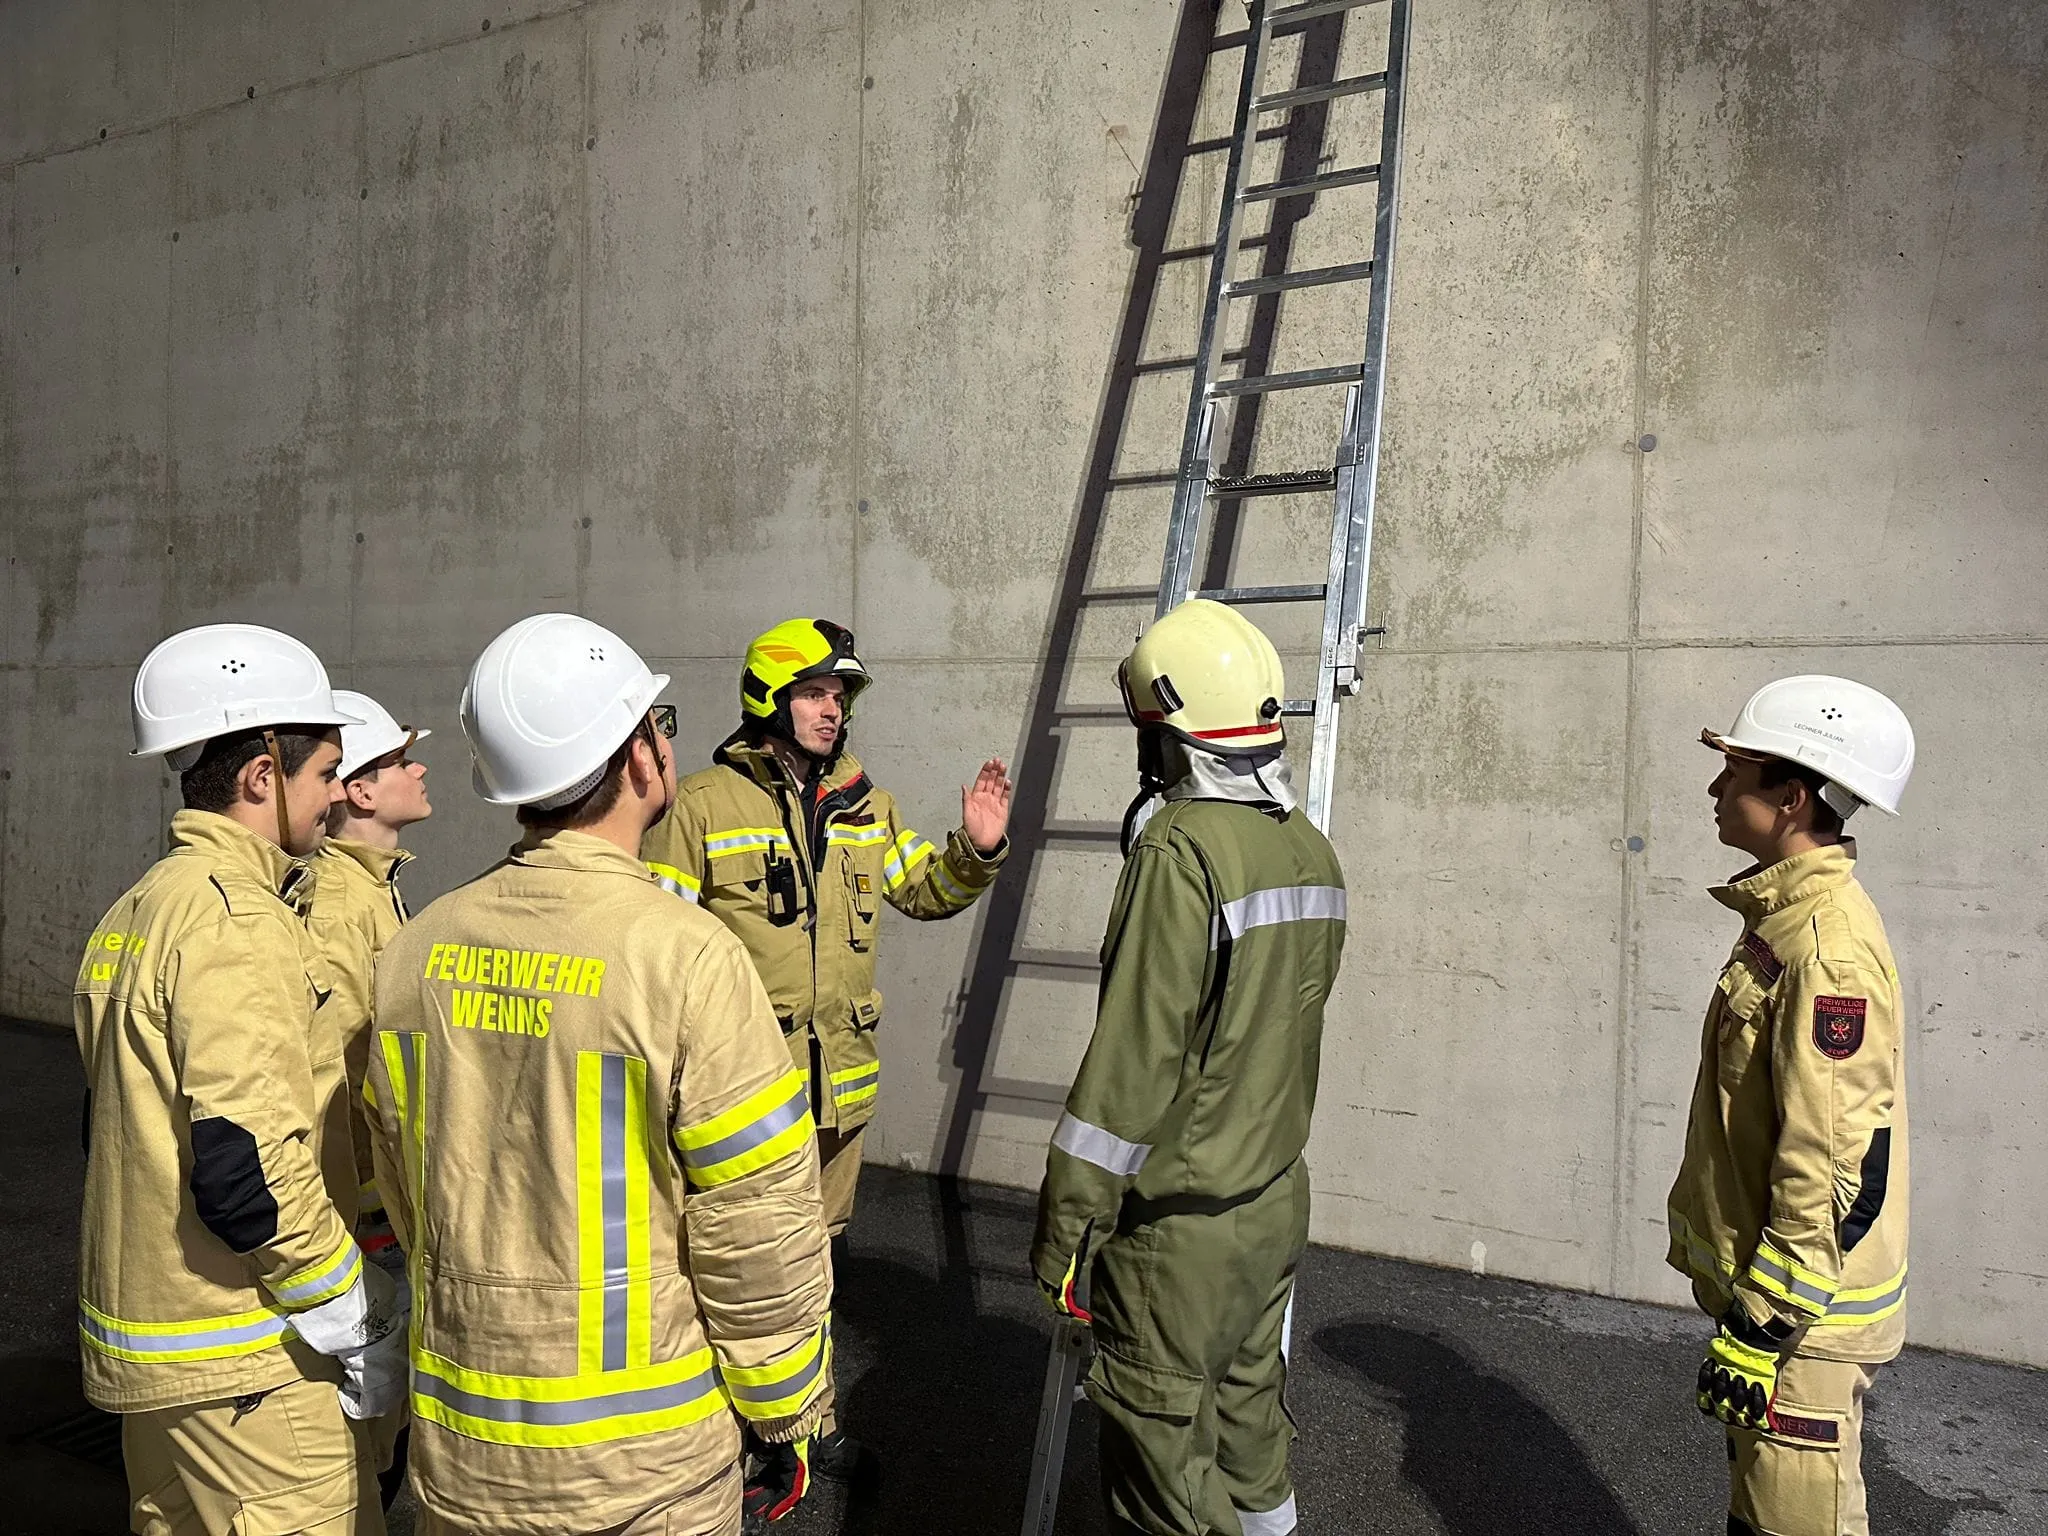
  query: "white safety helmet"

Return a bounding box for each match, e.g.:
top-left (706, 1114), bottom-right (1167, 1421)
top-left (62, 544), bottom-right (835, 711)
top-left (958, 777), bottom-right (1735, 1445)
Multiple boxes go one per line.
top-left (462, 613), bottom-right (670, 808)
top-left (1702, 675), bottom-right (1915, 818)
top-left (1119, 598), bottom-right (1288, 755)
top-left (132, 624), bottom-right (360, 771)
top-left (332, 690), bottom-right (431, 781)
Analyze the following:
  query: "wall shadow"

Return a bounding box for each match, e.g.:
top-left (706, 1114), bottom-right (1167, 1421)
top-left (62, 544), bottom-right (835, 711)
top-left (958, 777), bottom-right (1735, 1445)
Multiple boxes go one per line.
top-left (1314, 1320), bottom-right (1639, 1535)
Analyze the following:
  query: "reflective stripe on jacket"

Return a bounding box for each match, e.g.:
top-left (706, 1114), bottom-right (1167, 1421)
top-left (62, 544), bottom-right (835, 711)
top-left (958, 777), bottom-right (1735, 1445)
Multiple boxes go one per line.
top-left (305, 838), bottom-right (413, 1223)
top-left (73, 811), bottom-right (362, 1412)
top-left (1666, 843), bottom-right (1910, 1363)
top-left (366, 830), bottom-right (832, 1534)
top-left (641, 734), bottom-right (1005, 1132)
top-left (1031, 798), bottom-right (1347, 1292)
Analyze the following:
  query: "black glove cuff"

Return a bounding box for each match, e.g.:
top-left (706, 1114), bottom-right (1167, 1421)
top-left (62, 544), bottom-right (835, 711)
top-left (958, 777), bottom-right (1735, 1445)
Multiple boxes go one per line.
top-left (1722, 1304), bottom-right (1796, 1353)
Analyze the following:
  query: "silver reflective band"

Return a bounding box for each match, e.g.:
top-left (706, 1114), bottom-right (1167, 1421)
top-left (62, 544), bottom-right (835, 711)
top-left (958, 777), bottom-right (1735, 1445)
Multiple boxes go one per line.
top-left (651, 871), bottom-right (700, 905)
top-left (726, 1320), bottom-right (833, 1405)
top-left (1052, 1112), bottom-right (1151, 1177)
top-left (1823, 1274), bottom-right (1908, 1320)
top-left (273, 1242), bottom-right (361, 1306)
top-left (79, 1307), bottom-right (288, 1357)
top-left (1237, 1494), bottom-right (1298, 1536)
top-left (416, 1362), bottom-right (724, 1427)
top-left (1750, 1248), bottom-right (1834, 1312)
top-left (681, 1081), bottom-right (811, 1175)
top-left (1214, 884), bottom-right (1347, 948)
top-left (600, 1053), bottom-right (630, 1372)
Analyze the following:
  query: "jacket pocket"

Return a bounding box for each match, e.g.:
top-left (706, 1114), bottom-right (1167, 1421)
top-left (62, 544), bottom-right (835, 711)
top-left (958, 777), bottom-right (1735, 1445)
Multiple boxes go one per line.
top-left (1087, 1340), bottom-right (1205, 1424)
top-left (844, 853), bottom-right (879, 951)
top-left (1715, 964), bottom-right (1770, 1090)
top-left (707, 848), bottom-right (769, 893)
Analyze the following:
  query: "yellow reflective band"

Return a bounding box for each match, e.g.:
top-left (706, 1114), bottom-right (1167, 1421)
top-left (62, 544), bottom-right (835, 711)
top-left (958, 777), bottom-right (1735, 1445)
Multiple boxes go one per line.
top-left (79, 1296), bottom-right (289, 1363)
top-left (723, 1318), bottom-right (833, 1423)
top-left (274, 1237), bottom-right (364, 1310)
top-left (378, 1031), bottom-right (428, 1305)
top-left (1747, 1240), bottom-right (1837, 1317)
top-left (412, 1345), bottom-right (730, 1449)
top-left (830, 1060), bottom-right (880, 1109)
top-left (1667, 1210), bottom-right (1737, 1279)
top-left (647, 861), bottom-right (702, 904)
top-left (675, 1070), bottom-right (815, 1189)
top-left (827, 824), bottom-right (890, 848)
top-left (1814, 1263), bottom-right (1908, 1326)
top-left (704, 828), bottom-right (791, 860)
top-left (882, 831), bottom-right (935, 891)
top-left (930, 859), bottom-right (976, 908)
top-left (576, 1053), bottom-right (653, 1374)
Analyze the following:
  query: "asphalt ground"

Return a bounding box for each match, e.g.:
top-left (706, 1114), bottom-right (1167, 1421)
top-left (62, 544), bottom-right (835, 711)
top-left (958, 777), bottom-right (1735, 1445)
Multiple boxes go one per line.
top-left (4, 1014), bottom-right (2042, 1535)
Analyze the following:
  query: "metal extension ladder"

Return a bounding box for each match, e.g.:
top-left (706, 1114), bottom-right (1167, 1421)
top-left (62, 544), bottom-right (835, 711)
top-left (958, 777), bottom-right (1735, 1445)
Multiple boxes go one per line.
top-left (1019, 0), bottom-right (1409, 1529)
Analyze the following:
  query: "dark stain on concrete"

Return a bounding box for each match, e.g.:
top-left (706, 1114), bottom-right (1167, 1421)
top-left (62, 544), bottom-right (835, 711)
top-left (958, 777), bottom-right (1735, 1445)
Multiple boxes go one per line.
top-left (17, 438), bottom-right (165, 655)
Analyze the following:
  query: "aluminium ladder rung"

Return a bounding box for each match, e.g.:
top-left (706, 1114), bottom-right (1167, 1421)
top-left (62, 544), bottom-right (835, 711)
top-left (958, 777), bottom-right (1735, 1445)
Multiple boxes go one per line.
top-left (1268, 0), bottom-right (1386, 25)
top-left (1227, 260), bottom-right (1372, 299)
top-left (1255, 71), bottom-right (1387, 113)
top-left (1210, 364), bottom-right (1363, 397)
top-left (1239, 164), bottom-right (1381, 203)
top-left (1193, 583), bottom-right (1326, 604)
top-left (1280, 698), bottom-right (1317, 716)
top-left (1210, 469), bottom-right (1338, 497)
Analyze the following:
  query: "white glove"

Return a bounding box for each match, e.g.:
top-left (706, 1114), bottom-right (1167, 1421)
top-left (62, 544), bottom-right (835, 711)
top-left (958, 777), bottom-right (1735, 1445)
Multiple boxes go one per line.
top-left (287, 1256), bottom-right (410, 1420)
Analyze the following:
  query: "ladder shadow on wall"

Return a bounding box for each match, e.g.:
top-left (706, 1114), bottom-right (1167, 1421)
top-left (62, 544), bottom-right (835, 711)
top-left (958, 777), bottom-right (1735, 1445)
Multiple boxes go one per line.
top-left (930, 0), bottom-right (1366, 1277)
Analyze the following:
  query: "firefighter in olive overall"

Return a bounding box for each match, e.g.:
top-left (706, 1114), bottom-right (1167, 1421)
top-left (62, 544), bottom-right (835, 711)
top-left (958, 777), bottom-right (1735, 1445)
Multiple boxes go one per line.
top-left (306, 689), bottom-right (434, 1496)
top-left (365, 614), bottom-right (833, 1536)
top-left (76, 624), bottom-right (407, 1536)
top-left (1672, 676), bottom-right (1915, 1536)
top-left (1033, 600), bottom-right (1346, 1536)
top-left (641, 617), bottom-right (1012, 1512)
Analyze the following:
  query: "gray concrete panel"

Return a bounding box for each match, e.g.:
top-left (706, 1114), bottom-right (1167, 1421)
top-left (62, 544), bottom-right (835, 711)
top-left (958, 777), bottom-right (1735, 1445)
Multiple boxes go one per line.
top-left (349, 16), bottom-right (585, 665)
top-left (172, 0), bottom-right (586, 121)
top-left (1641, 0), bottom-right (2048, 641)
top-left (582, 0), bottom-right (860, 658)
top-left (0, 666), bottom-right (166, 1022)
top-left (167, 79), bottom-right (361, 653)
top-left (6, 134), bottom-right (173, 667)
top-left (0, 1), bottom-right (174, 165)
top-left (853, 0), bottom-right (1179, 660)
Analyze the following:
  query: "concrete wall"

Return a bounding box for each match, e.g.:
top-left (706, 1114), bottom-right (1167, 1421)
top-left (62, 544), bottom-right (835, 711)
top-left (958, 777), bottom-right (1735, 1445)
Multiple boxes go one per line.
top-left (3, 0), bottom-right (2043, 1363)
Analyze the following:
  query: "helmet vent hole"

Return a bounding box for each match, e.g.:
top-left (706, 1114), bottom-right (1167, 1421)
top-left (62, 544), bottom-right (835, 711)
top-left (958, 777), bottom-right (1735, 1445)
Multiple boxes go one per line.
top-left (1821, 707), bottom-right (1843, 721)
top-left (221, 659), bottom-right (245, 674)
top-left (589, 647), bottom-right (604, 662)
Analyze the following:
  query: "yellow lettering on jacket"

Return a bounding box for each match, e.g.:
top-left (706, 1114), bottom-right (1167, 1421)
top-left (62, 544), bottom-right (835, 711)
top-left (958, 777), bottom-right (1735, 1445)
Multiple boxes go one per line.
top-left (82, 929), bottom-right (147, 986)
top-left (537, 954), bottom-right (559, 990)
top-left (447, 987), bottom-right (555, 1038)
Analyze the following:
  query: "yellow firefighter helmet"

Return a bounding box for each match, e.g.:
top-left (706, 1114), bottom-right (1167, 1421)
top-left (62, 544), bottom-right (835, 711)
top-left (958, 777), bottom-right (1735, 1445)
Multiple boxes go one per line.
top-left (741, 619), bottom-right (872, 735)
top-left (1118, 599), bottom-right (1286, 754)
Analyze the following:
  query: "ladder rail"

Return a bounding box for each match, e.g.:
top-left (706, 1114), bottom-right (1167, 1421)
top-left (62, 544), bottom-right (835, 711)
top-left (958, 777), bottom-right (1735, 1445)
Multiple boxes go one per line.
top-left (1304, 0), bottom-right (1408, 831)
top-left (1157, 1), bottom-right (1274, 618)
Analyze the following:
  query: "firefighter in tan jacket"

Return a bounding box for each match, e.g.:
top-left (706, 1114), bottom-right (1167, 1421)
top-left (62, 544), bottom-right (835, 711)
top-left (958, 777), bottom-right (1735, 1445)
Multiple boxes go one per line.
top-left (306, 689), bottom-right (434, 1492)
top-left (366, 614), bottom-right (832, 1536)
top-left (76, 625), bottom-right (407, 1536)
top-left (641, 617), bottom-right (1011, 1509)
top-left (1671, 676), bottom-right (1915, 1536)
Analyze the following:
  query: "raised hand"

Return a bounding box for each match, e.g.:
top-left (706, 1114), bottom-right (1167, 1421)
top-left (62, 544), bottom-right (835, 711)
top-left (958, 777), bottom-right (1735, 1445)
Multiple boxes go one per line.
top-left (961, 757), bottom-right (1014, 856)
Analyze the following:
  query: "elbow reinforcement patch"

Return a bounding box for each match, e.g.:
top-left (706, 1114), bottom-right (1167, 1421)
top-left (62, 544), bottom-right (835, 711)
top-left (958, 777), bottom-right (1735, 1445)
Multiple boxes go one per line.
top-left (189, 1117), bottom-right (279, 1252)
top-left (1839, 1127), bottom-right (1891, 1254)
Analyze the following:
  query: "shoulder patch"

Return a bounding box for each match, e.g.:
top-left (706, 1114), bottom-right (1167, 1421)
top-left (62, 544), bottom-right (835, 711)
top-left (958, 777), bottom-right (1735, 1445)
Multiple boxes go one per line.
top-left (1813, 995), bottom-right (1867, 1060)
top-left (1741, 931), bottom-right (1784, 984)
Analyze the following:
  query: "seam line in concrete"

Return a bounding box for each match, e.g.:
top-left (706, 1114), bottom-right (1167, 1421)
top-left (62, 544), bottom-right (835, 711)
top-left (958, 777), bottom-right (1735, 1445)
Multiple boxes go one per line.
top-left (851, 0), bottom-right (870, 630)
top-left (1609, 0), bottom-right (1660, 1301)
top-left (0, 3), bottom-right (599, 176)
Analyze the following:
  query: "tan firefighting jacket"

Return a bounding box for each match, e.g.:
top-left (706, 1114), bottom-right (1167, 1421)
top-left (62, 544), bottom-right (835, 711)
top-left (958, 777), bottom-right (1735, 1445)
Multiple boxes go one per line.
top-left (1667, 843), bottom-right (1909, 1363)
top-left (306, 838), bottom-right (413, 1225)
top-left (366, 829), bottom-right (832, 1534)
top-left (73, 811), bottom-right (363, 1413)
top-left (641, 734), bottom-right (1005, 1132)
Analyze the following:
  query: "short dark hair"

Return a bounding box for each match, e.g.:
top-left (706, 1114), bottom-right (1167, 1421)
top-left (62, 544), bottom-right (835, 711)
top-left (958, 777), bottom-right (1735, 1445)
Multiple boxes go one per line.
top-left (180, 727), bottom-right (330, 814)
top-left (515, 718), bottom-right (655, 832)
top-left (1758, 757), bottom-right (1846, 839)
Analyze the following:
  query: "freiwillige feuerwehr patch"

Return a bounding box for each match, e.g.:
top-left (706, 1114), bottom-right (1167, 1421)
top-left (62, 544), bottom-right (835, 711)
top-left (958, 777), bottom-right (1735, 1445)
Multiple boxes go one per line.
top-left (1813, 995), bottom-right (1867, 1060)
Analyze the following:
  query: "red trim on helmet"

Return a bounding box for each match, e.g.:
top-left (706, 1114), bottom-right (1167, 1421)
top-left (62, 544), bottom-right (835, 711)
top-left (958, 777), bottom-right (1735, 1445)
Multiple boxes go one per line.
top-left (1193, 722), bottom-right (1284, 740)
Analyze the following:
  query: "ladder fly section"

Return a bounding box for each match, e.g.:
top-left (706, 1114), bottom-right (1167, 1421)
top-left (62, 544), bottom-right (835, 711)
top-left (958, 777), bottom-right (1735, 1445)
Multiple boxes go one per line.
top-left (1016, 4), bottom-right (1410, 1530)
top-left (1162, 0), bottom-right (1409, 835)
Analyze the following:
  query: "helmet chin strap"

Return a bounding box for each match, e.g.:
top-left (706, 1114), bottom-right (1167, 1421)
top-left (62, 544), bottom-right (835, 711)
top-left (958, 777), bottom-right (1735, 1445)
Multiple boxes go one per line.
top-left (261, 729), bottom-right (294, 853)
top-left (1119, 729), bottom-right (1174, 857)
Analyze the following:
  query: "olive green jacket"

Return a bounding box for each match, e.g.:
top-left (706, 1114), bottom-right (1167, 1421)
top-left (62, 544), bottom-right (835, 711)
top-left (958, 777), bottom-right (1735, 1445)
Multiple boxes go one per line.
top-left (1032, 798), bottom-right (1347, 1293)
top-left (642, 734), bottom-right (1005, 1131)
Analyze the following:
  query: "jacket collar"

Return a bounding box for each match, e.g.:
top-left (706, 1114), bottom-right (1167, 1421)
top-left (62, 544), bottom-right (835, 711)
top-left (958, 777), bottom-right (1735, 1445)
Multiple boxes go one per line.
top-left (715, 729), bottom-right (869, 799)
top-left (1710, 842), bottom-right (1858, 926)
top-left (171, 809), bottom-right (311, 902)
top-left (318, 837), bottom-right (414, 886)
top-left (508, 826), bottom-right (658, 882)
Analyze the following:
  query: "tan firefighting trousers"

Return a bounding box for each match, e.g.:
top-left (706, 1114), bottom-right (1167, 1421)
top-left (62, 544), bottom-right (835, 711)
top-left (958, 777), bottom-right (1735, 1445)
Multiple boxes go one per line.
top-left (812, 1123), bottom-right (866, 1436)
top-left (414, 1460), bottom-right (741, 1536)
top-left (121, 1375), bottom-right (383, 1536)
top-left (1728, 1356), bottom-right (1881, 1536)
